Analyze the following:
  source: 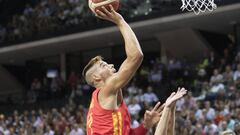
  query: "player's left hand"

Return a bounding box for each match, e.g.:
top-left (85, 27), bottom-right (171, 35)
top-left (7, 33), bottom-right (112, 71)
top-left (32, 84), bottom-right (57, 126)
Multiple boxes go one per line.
top-left (165, 87), bottom-right (187, 108)
top-left (143, 102), bottom-right (165, 129)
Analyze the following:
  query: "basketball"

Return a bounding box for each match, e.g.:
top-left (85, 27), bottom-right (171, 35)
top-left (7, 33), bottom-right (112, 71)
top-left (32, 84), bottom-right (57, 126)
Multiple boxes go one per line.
top-left (88, 0), bottom-right (120, 14)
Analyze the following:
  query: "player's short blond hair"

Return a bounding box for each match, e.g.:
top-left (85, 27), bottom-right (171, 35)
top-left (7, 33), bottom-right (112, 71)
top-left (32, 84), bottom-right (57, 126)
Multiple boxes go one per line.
top-left (82, 56), bottom-right (103, 86)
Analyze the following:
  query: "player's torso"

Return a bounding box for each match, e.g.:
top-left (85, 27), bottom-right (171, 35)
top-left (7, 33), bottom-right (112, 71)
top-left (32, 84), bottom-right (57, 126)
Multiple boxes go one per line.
top-left (87, 89), bottom-right (131, 135)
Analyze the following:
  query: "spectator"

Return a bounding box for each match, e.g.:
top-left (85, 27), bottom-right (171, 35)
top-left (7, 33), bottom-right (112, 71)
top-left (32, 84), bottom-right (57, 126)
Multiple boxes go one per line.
top-left (210, 69), bottom-right (223, 86)
top-left (0, 25), bottom-right (6, 42)
top-left (127, 82), bottom-right (138, 96)
top-left (69, 123), bottom-right (85, 135)
top-left (204, 101), bottom-right (215, 121)
top-left (148, 66), bottom-right (162, 84)
top-left (68, 71), bottom-right (79, 91)
top-left (223, 65), bottom-right (234, 84)
top-left (233, 64), bottom-right (240, 81)
top-left (143, 86), bottom-right (158, 104)
top-left (23, 4), bottom-right (34, 16)
top-left (50, 77), bottom-right (59, 97)
top-left (128, 97), bottom-right (141, 116)
top-left (31, 78), bottom-right (42, 99)
top-left (135, 89), bottom-right (145, 104)
top-left (44, 125), bottom-right (55, 135)
top-left (203, 120), bottom-right (218, 134)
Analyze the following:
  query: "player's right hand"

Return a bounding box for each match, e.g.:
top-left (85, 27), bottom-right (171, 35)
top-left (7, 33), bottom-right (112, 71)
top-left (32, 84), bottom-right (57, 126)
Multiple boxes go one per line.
top-left (95, 5), bottom-right (124, 25)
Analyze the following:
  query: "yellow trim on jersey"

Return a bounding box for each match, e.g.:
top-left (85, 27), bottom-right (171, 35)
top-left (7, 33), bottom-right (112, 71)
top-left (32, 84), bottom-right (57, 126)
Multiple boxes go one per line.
top-left (89, 101), bottom-right (94, 109)
top-left (112, 112), bottom-right (119, 135)
top-left (88, 101), bottom-right (94, 134)
top-left (87, 112), bottom-right (93, 128)
top-left (118, 112), bottom-right (122, 135)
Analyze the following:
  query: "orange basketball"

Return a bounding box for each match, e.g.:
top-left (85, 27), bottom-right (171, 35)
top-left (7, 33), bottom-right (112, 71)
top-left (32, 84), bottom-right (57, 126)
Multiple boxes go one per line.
top-left (89, 0), bottom-right (120, 14)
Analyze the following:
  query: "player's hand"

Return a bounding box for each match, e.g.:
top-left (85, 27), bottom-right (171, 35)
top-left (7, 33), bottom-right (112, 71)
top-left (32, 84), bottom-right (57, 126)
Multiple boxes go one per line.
top-left (95, 5), bottom-right (124, 25)
top-left (165, 87), bottom-right (187, 108)
top-left (143, 102), bottom-right (165, 129)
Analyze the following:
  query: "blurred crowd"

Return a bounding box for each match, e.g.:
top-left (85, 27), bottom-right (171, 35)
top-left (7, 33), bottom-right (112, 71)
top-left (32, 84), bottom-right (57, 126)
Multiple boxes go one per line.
top-left (0, 106), bottom-right (86, 135)
top-left (0, 0), bottom-right (90, 44)
top-left (0, 0), bottom-right (239, 45)
top-left (0, 0), bottom-right (165, 45)
top-left (26, 71), bottom-right (90, 105)
top-left (0, 71), bottom-right (89, 134)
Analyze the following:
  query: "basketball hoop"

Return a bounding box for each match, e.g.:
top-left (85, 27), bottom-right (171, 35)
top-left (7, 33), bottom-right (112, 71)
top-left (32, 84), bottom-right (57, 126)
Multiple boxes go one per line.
top-left (180, 0), bottom-right (217, 15)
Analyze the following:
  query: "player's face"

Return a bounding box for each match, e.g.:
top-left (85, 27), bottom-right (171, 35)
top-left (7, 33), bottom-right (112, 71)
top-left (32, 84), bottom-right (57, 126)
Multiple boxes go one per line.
top-left (97, 60), bottom-right (116, 79)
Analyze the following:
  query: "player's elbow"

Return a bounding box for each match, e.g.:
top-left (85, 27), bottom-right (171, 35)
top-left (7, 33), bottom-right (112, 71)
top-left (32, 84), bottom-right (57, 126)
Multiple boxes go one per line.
top-left (130, 53), bottom-right (144, 63)
top-left (135, 53), bottom-right (144, 61)
top-left (127, 53), bottom-right (143, 63)
top-left (137, 53), bottom-right (144, 62)
top-left (139, 52), bottom-right (144, 58)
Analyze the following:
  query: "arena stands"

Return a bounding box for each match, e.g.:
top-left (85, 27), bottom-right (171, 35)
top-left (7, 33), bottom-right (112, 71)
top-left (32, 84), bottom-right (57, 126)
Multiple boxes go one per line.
top-left (0, 0), bottom-right (239, 46)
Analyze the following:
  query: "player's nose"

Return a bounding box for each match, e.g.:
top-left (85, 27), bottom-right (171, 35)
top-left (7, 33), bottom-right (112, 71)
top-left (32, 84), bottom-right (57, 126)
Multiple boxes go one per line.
top-left (109, 64), bottom-right (114, 68)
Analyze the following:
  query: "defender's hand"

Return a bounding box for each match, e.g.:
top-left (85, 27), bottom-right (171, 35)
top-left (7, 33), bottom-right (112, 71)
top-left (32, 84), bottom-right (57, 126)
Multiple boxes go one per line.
top-left (143, 102), bottom-right (165, 129)
top-left (95, 5), bottom-right (124, 25)
top-left (165, 88), bottom-right (187, 108)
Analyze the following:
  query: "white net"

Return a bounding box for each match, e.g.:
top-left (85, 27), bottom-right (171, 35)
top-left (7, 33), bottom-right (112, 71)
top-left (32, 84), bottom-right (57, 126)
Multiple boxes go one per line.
top-left (180, 0), bottom-right (217, 15)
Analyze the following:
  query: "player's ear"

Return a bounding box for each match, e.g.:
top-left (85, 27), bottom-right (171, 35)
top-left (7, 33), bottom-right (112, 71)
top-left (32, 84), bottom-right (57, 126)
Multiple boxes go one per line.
top-left (93, 74), bottom-right (101, 82)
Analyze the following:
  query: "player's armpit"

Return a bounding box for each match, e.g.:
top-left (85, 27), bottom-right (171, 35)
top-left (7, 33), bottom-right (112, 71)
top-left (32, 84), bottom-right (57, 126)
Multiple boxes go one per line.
top-left (102, 55), bottom-right (143, 95)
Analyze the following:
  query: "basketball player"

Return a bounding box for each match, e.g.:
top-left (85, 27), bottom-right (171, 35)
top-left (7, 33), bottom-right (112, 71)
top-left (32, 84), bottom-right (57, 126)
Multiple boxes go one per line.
top-left (154, 88), bottom-right (187, 135)
top-left (82, 5), bottom-right (164, 135)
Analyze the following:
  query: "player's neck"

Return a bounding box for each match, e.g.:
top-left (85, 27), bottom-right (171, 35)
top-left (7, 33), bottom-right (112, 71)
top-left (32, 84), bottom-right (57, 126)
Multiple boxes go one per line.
top-left (95, 82), bottom-right (105, 89)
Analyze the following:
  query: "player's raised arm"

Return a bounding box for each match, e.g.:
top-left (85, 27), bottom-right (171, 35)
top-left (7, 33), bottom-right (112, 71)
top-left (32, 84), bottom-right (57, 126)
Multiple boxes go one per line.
top-left (95, 5), bottom-right (143, 94)
top-left (154, 88), bottom-right (187, 135)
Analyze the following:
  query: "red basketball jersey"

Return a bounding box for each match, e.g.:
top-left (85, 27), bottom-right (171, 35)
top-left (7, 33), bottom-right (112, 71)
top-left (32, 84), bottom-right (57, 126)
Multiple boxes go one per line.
top-left (87, 88), bottom-right (132, 135)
